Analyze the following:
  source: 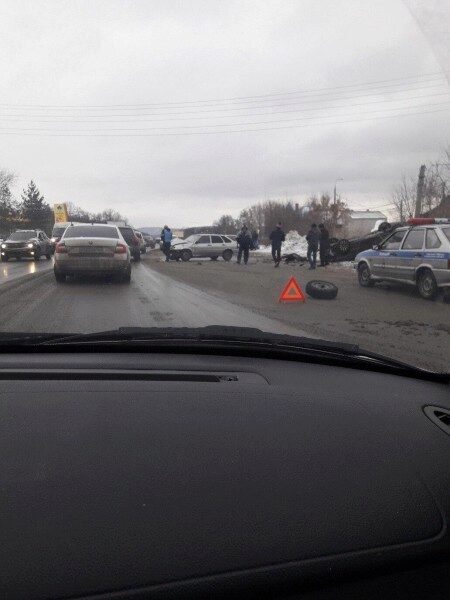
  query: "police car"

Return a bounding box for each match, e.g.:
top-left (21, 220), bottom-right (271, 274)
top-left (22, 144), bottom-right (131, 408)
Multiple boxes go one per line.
top-left (355, 218), bottom-right (450, 300)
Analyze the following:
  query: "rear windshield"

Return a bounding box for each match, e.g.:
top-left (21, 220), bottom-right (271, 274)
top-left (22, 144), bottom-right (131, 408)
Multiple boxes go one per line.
top-left (63, 226), bottom-right (119, 239)
top-left (8, 231), bottom-right (36, 241)
top-left (52, 226), bottom-right (67, 237)
top-left (119, 227), bottom-right (135, 242)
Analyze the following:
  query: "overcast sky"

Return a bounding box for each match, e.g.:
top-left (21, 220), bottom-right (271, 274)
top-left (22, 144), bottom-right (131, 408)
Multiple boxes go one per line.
top-left (1, 0), bottom-right (449, 227)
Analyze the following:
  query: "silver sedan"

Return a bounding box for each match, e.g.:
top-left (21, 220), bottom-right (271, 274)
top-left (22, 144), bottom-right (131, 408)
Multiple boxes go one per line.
top-left (54, 224), bottom-right (132, 283)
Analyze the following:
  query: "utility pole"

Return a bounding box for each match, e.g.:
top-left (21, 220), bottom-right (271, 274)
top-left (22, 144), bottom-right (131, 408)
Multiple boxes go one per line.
top-left (414, 165), bottom-right (426, 217)
top-left (333, 177), bottom-right (343, 205)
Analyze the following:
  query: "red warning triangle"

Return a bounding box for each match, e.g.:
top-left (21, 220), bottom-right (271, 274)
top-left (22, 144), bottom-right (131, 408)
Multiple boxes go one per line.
top-left (279, 276), bottom-right (306, 302)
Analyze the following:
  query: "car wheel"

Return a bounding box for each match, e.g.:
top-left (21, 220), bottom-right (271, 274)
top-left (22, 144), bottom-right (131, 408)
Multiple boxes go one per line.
top-left (417, 269), bottom-right (438, 300)
top-left (181, 250), bottom-right (192, 262)
top-left (211, 256), bottom-right (218, 261)
top-left (16, 256), bottom-right (21, 261)
top-left (34, 252), bottom-right (41, 261)
top-left (305, 280), bottom-right (338, 300)
top-left (1, 255), bottom-right (9, 262)
top-left (54, 271), bottom-right (66, 283)
top-left (46, 253), bottom-right (52, 260)
top-left (357, 263), bottom-right (375, 287)
top-left (222, 249), bottom-right (233, 261)
top-left (335, 239), bottom-right (350, 256)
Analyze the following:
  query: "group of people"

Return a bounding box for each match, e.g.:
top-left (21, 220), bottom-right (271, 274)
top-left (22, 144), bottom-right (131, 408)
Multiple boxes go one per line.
top-left (236, 222), bottom-right (287, 267)
top-left (236, 221), bottom-right (330, 269)
top-left (305, 222), bottom-right (330, 270)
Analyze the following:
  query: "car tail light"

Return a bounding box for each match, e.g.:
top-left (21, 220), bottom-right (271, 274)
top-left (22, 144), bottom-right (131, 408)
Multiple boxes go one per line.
top-left (115, 243), bottom-right (127, 254)
top-left (55, 242), bottom-right (67, 253)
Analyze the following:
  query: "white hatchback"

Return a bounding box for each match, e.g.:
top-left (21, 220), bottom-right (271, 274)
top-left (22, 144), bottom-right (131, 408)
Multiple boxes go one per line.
top-left (171, 234), bottom-right (236, 261)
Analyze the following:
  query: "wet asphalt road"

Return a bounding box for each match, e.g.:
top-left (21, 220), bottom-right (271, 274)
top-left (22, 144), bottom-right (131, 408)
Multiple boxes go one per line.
top-left (0, 257), bottom-right (306, 336)
top-left (0, 257), bottom-right (53, 284)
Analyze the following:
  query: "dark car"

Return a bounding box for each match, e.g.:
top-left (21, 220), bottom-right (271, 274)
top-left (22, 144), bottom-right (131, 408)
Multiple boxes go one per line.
top-left (330, 222), bottom-right (401, 262)
top-left (141, 233), bottom-right (155, 248)
top-left (118, 226), bottom-right (141, 262)
top-left (1, 229), bottom-right (53, 261)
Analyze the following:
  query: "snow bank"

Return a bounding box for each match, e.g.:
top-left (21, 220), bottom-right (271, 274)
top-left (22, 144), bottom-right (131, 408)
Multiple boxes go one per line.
top-left (257, 230), bottom-right (308, 256)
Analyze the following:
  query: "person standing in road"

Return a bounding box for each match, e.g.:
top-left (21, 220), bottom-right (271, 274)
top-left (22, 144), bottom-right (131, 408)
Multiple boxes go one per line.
top-left (306, 223), bottom-right (319, 270)
top-left (318, 223), bottom-right (330, 267)
top-left (251, 229), bottom-right (259, 250)
top-left (269, 222), bottom-right (285, 267)
top-left (236, 225), bottom-right (252, 265)
top-left (160, 225), bottom-right (173, 262)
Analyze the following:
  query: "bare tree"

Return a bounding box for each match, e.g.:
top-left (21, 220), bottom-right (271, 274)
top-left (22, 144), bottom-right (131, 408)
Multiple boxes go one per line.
top-left (392, 175), bottom-right (417, 221)
top-left (213, 214), bottom-right (238, 234)
top-left (392, 147), bottom-right (450, 220)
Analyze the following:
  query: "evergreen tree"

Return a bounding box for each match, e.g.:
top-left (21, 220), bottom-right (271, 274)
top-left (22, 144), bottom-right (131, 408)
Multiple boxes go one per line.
top-left (21, 180), bottom-right (53, 232)
top-left (0, 170), bottom-right (18, 235)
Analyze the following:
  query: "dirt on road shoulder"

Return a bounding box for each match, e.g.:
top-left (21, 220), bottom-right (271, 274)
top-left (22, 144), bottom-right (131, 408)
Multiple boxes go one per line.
top-left (144, 251), bottom-right (449, 372)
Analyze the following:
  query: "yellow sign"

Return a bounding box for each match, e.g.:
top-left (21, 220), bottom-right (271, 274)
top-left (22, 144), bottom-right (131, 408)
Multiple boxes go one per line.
top-left (53, 203), bottom-right (69, 223)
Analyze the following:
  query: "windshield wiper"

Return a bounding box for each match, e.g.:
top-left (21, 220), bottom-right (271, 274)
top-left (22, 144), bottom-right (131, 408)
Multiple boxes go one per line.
top-left (1, 326), bottom-right (446, 383)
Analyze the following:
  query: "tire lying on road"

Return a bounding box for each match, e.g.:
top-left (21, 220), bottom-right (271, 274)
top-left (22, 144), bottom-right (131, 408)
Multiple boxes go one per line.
top-left (305, 280), bottom-right (338, 300)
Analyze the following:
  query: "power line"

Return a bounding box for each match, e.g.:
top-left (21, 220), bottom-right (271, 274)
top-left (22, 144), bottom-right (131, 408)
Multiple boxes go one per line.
top-left (0, 104), bottom-right (447, 137)
top-left (0, 81), bottom-right (447, 119)
top-left (1, 100), bottom-right (448, 132)
top-left (0, 91), bottom-right (447, 124)
top-left (0, 73), bottom-right (446, 112)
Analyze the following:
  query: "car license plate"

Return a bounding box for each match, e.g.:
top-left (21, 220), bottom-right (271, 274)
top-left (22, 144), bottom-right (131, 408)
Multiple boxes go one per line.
top-left (70, 247), bottom-right (112, 255)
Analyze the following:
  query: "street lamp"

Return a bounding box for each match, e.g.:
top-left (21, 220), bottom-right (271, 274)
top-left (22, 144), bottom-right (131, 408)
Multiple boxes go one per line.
top-left (333, 178), bottom-right (343, 205)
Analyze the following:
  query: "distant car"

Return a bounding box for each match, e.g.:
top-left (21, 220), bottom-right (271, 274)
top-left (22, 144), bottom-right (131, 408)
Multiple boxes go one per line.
top-left (141, 233), bottom-right (155, 248)
top-left (355, 219), bottom-right (450, 300)
top-left (118, 226), bottom-right (141, 262)
top-left (170, 234), bottom-right (235, 262)
top-left (134, 231), bottom-right (147, 254)
top-left (50, 221), bottom-right (85, 247)
top-left (53, 224), bottom-right (131, 283)
top-left (1, 229), bottom-right (53, 261)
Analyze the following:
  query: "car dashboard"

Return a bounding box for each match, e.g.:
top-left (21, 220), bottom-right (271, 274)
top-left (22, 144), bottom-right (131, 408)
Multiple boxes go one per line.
top-left (0, 352), bottom-right (449, 599)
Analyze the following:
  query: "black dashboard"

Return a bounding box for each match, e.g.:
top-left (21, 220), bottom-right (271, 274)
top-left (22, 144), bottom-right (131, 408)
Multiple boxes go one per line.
top-left (0, 352), bottom-right (449, 599)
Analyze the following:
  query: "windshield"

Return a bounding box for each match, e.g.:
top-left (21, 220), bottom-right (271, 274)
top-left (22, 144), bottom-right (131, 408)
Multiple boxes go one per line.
top-left (0, 1), bottom-right (449, 374)
top-left (63, 226), bottom-right (119, 239)
top-left (7, 231), bottom-right (36, 241)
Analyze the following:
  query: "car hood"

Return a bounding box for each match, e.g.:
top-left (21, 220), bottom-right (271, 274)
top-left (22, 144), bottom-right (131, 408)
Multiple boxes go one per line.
top-left (4, 238), bottom-right (37, 244)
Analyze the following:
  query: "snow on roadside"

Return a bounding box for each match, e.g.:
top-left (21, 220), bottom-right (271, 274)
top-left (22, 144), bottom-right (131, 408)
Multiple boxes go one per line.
top-left (257, 230), bottom-right (308, 256)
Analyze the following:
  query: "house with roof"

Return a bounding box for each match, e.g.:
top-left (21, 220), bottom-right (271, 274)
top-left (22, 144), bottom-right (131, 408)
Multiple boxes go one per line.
top-left (343, 210), bottom-right (387, 237)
